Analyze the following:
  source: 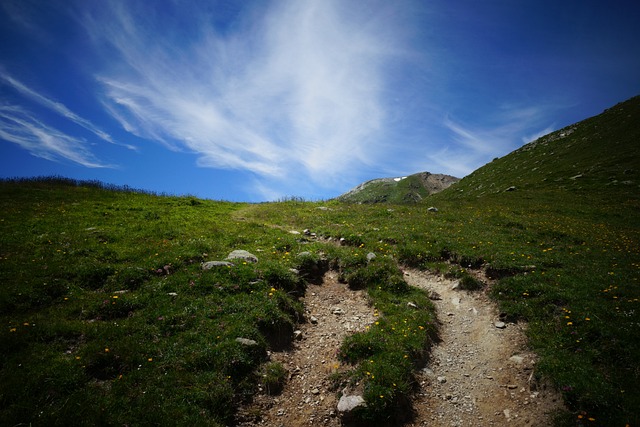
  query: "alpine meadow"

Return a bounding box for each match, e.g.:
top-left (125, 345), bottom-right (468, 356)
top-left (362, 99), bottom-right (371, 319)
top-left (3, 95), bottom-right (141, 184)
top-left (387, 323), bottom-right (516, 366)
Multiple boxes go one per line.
top-left (1, 96), bottom-right (639, 426)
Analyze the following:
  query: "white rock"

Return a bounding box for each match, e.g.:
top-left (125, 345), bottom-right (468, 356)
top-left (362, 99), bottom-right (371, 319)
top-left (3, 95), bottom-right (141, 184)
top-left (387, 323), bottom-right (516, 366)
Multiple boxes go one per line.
top-left (509, 355), bottom-right (525, 364)
top-left (337, 394), bottom-right (366, 413)
top-left (422, 368), bottom-right (435, 377)
top-left (235, 337), bottom-right (258, 346)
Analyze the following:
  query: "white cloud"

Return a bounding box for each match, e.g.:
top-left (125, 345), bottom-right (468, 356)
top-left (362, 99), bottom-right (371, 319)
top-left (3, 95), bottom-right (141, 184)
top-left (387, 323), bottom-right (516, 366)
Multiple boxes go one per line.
top-left (0, 71), bottom-right (133, 149)
top-left (0, 104), bottom-right (112, 168)
top-left (87, 0), bottom-right (402, 190)
top-left (426, 104), bottom-right (556, 177)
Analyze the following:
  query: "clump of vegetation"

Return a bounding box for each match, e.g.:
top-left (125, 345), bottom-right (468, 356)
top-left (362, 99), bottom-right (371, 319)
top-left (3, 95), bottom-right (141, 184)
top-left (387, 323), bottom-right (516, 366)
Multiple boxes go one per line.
top-left (261, 361), bottom-right (288, 395)
top-left (445, 267), bottom-right (484, 291)
top-left (333, 257), bottom-right (437, 423)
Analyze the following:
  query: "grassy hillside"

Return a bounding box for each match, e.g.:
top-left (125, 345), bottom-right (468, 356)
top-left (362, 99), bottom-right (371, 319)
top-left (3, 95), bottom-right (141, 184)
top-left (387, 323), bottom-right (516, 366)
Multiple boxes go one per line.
top-left (428, 95), bottom-right (640, 424)
top-left (0, 177), bottom-right (437, 426)
top-left (448, 95), bottom-right (640, 199)
top-left (1, 96), bottom-right (639, 425)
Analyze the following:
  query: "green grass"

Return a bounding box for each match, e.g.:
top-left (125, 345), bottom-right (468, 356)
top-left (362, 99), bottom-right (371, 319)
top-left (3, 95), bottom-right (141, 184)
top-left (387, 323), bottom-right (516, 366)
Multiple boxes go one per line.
top-left (237, 187), bottom-right (639, 424)
top-left (0, 178), bottom-right (307, 426)
top-left (0, 177), bottom-right (439, 425)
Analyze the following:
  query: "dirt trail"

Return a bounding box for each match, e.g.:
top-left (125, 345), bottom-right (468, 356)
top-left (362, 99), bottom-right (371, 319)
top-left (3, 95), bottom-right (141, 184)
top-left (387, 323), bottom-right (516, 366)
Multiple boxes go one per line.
top-left (238, 268), bottom-right (565, 426)
top-left (237, 270), bottom-right (375, 426)
top-left (404, 269), bottom-right (564, 426)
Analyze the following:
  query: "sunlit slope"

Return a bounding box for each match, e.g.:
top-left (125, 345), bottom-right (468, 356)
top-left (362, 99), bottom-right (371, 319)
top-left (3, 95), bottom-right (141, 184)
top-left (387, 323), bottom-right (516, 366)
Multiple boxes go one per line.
top-left (440, 95), bottom-right (640, 201)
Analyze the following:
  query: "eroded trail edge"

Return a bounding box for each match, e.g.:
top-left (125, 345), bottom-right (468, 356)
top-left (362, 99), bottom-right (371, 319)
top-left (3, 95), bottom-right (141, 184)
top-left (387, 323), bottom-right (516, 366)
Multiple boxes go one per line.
top-left (404, 269), bottom-right (564, 427)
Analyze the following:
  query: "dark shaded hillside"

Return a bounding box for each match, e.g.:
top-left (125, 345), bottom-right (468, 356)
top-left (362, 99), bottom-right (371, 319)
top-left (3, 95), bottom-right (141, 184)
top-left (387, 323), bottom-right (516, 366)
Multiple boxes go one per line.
top-left (442, 95), bottom-right (640, 201)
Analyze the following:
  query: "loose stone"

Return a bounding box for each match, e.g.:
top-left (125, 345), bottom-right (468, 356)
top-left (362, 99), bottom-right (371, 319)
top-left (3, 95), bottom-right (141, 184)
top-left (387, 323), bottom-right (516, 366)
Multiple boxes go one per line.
top-left (226, 250), bottom-right (258, 263)
top-left (235, 337), bottom-right (258, 346)
top-left (202, 261), bottom-right (233, 270)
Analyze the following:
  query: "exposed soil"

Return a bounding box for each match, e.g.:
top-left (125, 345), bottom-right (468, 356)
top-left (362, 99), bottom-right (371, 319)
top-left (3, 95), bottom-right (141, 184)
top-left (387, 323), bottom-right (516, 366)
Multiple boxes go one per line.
top-left (237, 270), bottom-right (374, 426)
top-left (237, 268), bottom-right (565, 426)
top-left (404, 269), bottom-right (565, 426)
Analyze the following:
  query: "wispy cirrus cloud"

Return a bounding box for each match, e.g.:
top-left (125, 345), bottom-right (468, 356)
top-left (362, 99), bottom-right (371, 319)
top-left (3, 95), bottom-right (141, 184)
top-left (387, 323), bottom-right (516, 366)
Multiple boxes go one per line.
top-left (85, 0), bottom-right (404, 192)
top-left (0, 104), bottom-right (111, 168)
top-left (0, 72), bottom-right (133, 149)
top-left (424, 104), bottom-right (556, 177)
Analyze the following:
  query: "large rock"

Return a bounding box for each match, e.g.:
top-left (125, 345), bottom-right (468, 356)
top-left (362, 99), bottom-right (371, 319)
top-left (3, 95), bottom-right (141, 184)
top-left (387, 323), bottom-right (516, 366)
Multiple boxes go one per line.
top-left (226, 250), bottom-right (258, 263)
top-left (337, 394), bottom-right (366, 415)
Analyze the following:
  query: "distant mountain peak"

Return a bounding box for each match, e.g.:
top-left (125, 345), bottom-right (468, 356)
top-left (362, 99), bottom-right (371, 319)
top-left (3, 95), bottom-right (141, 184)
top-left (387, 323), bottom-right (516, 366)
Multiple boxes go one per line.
top-left (336, 171), bottom-right (459, 203)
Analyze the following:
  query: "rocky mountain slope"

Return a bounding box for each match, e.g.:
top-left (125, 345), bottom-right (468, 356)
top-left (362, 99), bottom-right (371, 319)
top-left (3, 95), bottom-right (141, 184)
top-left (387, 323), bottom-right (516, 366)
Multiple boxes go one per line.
top-left (336, 172), bottom-right (459, 203)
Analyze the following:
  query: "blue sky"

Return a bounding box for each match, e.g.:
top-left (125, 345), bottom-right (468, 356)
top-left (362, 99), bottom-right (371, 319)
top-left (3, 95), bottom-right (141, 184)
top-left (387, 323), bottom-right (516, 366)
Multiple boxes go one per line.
top-left (1, 0), bottom-right (639, 202)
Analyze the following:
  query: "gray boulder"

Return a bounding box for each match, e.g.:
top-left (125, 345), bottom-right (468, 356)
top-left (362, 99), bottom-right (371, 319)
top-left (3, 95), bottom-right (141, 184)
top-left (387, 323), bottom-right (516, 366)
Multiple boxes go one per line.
top-left (226, 250), bottom-right (258, 263)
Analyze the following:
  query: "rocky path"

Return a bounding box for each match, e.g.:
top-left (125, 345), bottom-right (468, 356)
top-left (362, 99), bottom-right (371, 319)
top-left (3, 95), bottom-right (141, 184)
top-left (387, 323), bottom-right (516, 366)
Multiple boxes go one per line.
top-left (238, 268), bottom-right (565, 426)
top-left (404, 269), bottom-right (564, 426)
top-left (237, 270), bottom-right (375, 426)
